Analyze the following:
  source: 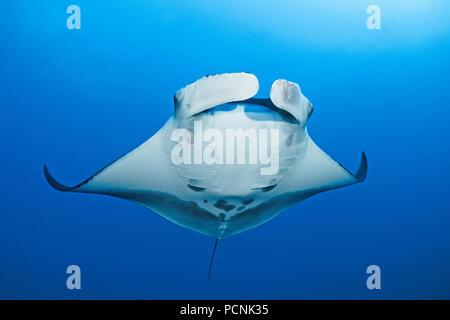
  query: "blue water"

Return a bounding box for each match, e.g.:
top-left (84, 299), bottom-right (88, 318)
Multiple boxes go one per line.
top-left (1, 0), bottom-right (449, 299)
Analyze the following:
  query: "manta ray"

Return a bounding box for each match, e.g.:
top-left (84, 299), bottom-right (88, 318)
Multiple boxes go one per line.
top-left (44, 72), bottom-right (367, 277)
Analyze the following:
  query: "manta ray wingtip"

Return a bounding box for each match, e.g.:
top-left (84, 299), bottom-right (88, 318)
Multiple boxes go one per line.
top-left (354, 152), bottom-right (368, 182)
top-left (43, 165), bottom-right (73, 192)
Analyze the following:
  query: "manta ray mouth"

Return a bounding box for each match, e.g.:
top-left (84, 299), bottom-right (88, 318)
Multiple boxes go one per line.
top-left (202, 98), bottom-right (300, 124)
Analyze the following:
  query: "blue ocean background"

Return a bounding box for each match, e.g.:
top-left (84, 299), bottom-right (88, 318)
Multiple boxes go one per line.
top-left (1, 0), bottom-right (449, 299)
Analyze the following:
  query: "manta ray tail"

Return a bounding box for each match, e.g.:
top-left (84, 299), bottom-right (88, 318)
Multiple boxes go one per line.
top-left (208, 239), bottom-right (219, 280)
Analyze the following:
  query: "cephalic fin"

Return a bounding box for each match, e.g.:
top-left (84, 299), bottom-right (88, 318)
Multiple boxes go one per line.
top-left (174, 72), bottom-right (259, 118)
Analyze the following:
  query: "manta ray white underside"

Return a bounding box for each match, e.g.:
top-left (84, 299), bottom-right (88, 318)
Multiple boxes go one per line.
top-left (44, 72), bottom-right (367, 240)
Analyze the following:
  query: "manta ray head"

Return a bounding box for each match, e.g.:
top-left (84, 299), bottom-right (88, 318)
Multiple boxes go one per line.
top-left (165, 76), bottom-right (314, 199)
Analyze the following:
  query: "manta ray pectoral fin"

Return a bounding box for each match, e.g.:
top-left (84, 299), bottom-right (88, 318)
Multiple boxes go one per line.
top-left (43, 129), bottom-right (173, 196)
top-left (270, 79), bottom-right (312, 125)
top-left (288, 135), bottom-right (367, 194)
top-left (174, 72), bottom-right (259, 118)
